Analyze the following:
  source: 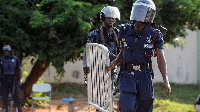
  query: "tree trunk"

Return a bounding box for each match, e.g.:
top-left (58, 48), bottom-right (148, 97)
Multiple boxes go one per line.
top-left (20, 59), bottom-right (50, 101)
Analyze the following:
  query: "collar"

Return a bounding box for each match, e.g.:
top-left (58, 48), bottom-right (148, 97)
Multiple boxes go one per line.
top-left (130, 24), bottom-right (151, 37)
top-left (125, 24), bottom-right (135, 36)
top-left (101, 26), bottom-right (114, 36)
top-left (140, 24), bottom-right (151, 37)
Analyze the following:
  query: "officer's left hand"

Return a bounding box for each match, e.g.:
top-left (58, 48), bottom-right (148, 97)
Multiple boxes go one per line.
top-left (162, 80), bottom-right (171, 97)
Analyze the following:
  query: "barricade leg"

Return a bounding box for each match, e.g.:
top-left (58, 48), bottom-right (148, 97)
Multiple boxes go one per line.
top-left (68, 100), bottom-right (75, 112)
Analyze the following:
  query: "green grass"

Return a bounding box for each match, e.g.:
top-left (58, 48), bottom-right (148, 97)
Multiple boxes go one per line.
top-left (153, 83), bottom-right (200, 112)
top-left (154, 99), bottom-right (195, 112)
top-left (51, 83), bottom-right (200, 112)
top-left (51, 83), bottom-right (87, 98)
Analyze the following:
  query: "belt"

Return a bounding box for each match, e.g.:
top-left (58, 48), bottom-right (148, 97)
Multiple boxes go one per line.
top-left (121, 63), bottom-right (149, 71)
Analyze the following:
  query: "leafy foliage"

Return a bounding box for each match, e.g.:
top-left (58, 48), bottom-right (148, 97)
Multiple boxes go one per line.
top-left (154, 0), bottom-right (200, 45)
top-left (27, 0), bottom-right (96, 76)
top-left (0, 0), bottom-right (100, 76)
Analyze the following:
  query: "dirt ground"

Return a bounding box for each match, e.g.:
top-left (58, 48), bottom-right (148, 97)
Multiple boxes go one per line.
top-left (1, 98), bottom-right (119, 112)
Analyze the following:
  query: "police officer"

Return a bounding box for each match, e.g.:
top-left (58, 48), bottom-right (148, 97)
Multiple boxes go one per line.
top-left (0, 45), bottom-right (22, 112)
top-left (83, 6), bottom-right (121, 91)
top-left (106, 0), bottom-right (171, 111)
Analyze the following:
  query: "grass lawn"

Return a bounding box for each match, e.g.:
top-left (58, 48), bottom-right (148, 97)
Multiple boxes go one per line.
top-left (153, 83), bottom-right (200, 112)
top-left (51, 83), bottom-right (200, 112)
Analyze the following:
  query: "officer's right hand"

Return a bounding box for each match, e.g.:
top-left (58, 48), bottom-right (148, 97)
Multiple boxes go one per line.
top-left (83, 66), bottom-right (90, 75)
top-left (105, 65), bottom-right (111, 72)
top-left (162, 80), bottom-right (171, 97)
top-left (105, 63), bottom-right (115, 72)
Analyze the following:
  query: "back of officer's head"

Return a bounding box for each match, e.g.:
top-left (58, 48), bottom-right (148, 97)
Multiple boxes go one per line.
top-left (100, 6), bottom-right (120, 22)
top-left (130, 0), bottom-right (156, 23)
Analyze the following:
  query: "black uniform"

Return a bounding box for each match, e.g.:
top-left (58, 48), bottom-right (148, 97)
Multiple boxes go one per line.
top-left (0, 54), bottom-right (22, 112)
top-left (83, 26), bottom-right (120, 64)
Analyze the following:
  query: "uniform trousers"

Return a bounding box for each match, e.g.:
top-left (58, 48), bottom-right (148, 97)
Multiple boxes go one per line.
top-left (119, 69), bottom-right (154, 112)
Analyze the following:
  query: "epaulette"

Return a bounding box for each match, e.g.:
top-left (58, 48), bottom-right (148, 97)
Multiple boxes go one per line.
top-left (150, 23), bottom-right (167, 36)
top-left (119, 23), bottom-right (130, 34)
top-left (158, 25), bottom-right (167, 36)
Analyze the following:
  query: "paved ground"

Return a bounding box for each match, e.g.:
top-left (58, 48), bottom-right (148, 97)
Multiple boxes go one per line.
top-left (23, 98), bottom-right (90, 112)
top-left (1, 98), bottom-right (119, 112)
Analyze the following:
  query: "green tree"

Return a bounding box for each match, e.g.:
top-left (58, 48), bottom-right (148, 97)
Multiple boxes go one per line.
top-left (155, 0), bottom-right (200, 45)
top-left (0, 0), bottom-right (102, 100)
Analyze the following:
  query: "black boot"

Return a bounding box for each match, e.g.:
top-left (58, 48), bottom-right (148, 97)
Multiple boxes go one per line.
top-left (17, 106), bottom-right (22, 112)
top-left (17, 108), bottom-right (22, 112)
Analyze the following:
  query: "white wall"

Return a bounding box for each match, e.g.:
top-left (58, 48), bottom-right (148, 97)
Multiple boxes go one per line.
top-left (24, 59), bottom-right (85, 84)
top-left (42, 60), bottom-right (84, 84)
top-left (152, 30), bottom-right (198, 84)
top-left (24, 30), bottom-right (199, 84)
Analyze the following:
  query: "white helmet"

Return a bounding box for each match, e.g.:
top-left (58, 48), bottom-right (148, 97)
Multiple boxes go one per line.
top-left (130, 0), bottom-right (156, 23)
top-left (100, 6), bottom-right (120, 21)
top-left (3, 45), bottom-right (11, 51)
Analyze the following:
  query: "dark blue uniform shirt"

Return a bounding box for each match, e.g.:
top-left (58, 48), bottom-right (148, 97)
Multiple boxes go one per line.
top-left (119, 23), bottom-right (164, 64)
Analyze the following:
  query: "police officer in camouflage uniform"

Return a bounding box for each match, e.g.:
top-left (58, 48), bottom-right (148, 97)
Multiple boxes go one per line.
top-left (0, 45), bottom-right (22, 112)
top-left (83, 6), bottom-right (121, 90)
top-left (106, 0), bottom-right (171, 111)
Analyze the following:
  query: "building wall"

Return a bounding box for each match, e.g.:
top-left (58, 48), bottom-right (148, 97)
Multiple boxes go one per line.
top-left (24, 30), bottom-right (199, 84)
top-left (152, 30), bottom-right (198, 84)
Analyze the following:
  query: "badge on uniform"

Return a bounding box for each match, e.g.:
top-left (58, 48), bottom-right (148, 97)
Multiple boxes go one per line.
top-left (146, 35), bottom-right (152, 43)
top-left (144, 44), bottom-right (153, 49)
top-left (12, 59), bottom-right (15, 62)
top-left (131, 72), bottom-right (134, 76)
top-left (122, 37), bottom-right (127, 47)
